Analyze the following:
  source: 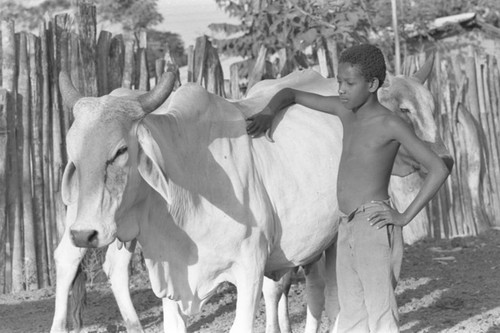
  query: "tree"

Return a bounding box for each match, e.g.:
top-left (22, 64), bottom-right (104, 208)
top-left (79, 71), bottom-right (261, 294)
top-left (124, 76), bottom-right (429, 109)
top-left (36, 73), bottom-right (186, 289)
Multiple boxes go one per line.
top-left (146, 29), bottom-right (188, 76)
top-left (0, 0), bottom-right (186, 76)
top-left (97, 0), bottom-right (163, 33)
top-left (210, 0), bottom-right (372, 59)
top-left (0, 0), bottom-right (163, 33)
top-left (0, 0), bottom-right (71, 31)
top-left (210, 0), bottom-right (500, 66)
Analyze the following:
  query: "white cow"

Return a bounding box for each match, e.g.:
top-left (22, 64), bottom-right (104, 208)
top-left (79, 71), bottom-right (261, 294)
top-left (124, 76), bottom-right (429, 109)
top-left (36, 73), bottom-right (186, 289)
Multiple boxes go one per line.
top-left (50, 53), bottom-right (452, 332)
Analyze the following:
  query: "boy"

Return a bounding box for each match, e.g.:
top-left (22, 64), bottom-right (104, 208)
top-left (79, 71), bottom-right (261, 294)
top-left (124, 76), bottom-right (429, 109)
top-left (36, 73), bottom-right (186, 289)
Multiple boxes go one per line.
top-left (245, 44), bottom-right (451, 332)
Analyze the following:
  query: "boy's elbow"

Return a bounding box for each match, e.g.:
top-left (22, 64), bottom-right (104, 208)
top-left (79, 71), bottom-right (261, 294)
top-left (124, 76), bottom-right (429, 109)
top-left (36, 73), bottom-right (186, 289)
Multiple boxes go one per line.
top-left (441, 155), bottom-right (454, 173)
top-left (427, 158), bottom-right (451, 181)
top-left (436, 160), bottom-right (452, 180)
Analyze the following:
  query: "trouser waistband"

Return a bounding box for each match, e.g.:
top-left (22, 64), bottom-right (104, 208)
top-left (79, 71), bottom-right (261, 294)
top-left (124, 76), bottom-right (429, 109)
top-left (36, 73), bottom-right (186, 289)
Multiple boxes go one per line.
top-left (340, 198), bottom-right (391, 223)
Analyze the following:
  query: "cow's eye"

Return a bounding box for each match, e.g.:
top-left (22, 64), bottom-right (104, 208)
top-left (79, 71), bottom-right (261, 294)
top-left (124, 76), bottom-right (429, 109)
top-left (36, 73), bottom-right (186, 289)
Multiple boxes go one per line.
top-left (400, 108), bottom-right (410, 114)
top-left (115, 146), bottom-right (128, 158)
top-left (107, 146), bottom-right (128, 166)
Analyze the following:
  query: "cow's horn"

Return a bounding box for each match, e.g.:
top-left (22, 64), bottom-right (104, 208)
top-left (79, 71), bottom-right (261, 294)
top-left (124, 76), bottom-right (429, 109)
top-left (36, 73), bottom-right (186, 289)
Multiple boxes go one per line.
top-left (138, 71), bottom-right (176, 114)
top-left (59, 71), bottom-right (82, 110)
top-left (412, 52), bottom-right (435, 84)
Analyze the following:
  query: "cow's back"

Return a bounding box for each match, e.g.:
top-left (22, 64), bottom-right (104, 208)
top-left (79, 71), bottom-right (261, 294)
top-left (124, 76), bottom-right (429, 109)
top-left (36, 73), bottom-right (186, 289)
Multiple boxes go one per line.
top-left (233, 70), bottom-right (343, 270)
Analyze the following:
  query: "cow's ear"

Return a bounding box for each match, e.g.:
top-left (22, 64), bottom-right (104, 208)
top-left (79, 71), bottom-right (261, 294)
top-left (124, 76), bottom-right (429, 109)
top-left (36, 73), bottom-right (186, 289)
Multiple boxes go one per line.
top-left (61, 161), bottom-right (77, 205)
top-left (136, 123), bottom-right (172, 205)
top-left (381, 71), bottom-right (394, 88)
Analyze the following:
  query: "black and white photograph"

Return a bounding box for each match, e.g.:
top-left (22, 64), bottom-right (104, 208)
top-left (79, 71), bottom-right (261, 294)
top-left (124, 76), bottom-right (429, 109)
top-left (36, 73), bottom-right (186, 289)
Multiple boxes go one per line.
top-left (0, 0), bottom-right (499, 332)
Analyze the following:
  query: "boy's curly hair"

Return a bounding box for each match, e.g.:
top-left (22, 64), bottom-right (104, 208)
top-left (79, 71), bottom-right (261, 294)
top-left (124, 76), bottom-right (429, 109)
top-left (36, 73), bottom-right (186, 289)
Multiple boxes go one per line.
top-left (339, 44), bottom-right (386, 86)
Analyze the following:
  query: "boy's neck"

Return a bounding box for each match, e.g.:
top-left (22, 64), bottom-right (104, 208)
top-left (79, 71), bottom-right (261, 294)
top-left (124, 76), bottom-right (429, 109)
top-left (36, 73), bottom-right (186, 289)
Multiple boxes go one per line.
top-left (351, 93), bottom-right (379, 116)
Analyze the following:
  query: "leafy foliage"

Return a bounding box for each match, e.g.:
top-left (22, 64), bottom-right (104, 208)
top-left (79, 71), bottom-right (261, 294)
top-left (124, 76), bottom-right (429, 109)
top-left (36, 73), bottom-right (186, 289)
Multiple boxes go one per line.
top-left (0, 0), bottom-right (163, 33)
top-left (146, 29), bottom-right (188, 71)
top-left (211, 0), bottom-right (500, 61)
top-left (0, 0), bottom-right (186, 71)
top-left (370, 0), bottom-right (500, 35)
top-left (97, 0), bottom-right (163, 32)
top-left (0, 0), bottom-right (71, 31)
top-left (211, 0), bottom-right (372, 58)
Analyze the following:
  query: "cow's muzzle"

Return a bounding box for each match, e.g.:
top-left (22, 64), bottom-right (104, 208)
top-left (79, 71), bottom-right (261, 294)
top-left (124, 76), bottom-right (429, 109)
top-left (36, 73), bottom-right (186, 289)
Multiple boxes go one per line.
top-left (71, 229), bottom-right (99, 248)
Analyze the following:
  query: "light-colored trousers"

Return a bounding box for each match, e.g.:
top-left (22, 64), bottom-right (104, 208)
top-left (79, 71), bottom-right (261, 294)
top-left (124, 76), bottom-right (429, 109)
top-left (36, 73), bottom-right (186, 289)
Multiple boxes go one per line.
top-left (333, 200), bottom-right (403, 333)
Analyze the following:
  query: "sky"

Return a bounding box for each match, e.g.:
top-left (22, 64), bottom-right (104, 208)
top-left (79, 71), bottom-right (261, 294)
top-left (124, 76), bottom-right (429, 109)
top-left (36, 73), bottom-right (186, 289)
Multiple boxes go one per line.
top-left (155, 0), bottom-right (240, 47)
top-left (23, 0), bottom-right (239, 48)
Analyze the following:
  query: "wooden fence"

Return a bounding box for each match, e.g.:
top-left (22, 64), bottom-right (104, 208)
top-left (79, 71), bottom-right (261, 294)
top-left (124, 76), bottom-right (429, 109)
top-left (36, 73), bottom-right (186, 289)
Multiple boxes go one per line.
top-left (396, 50), bottom-right (500, 244)
top-left (0, 3), bottom-right (499, 293)
top-left (0, 3), bottom-right (230, 294)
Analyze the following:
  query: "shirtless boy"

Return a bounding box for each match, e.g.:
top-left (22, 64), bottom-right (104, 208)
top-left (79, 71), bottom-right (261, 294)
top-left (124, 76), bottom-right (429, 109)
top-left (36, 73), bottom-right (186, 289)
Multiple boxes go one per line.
top-left (245, 44), bottom-right (451, 332)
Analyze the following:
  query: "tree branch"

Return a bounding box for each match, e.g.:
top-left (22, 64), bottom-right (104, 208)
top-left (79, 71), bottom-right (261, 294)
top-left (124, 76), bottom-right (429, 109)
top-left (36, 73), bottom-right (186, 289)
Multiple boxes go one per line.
top-left (286, 0), bottom-right (337, 30)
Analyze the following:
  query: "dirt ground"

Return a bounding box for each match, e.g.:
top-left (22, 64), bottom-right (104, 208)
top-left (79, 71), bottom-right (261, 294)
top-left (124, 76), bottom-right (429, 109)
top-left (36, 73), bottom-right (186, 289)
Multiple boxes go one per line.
top-left (1, 228), bottom-right (500, 333)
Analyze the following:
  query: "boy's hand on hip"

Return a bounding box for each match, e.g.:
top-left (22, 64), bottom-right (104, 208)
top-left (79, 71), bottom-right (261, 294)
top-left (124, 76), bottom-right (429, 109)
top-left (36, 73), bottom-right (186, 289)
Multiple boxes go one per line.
top-left (246, 106), bottom-right (274, 141)
top-left (368, 202), bottom-right (407, 228)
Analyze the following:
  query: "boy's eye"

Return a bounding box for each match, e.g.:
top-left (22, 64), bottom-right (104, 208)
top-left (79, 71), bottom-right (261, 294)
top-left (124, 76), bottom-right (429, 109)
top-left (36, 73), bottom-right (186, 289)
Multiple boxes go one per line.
top-left (400, 108), bottom-right (410, 113)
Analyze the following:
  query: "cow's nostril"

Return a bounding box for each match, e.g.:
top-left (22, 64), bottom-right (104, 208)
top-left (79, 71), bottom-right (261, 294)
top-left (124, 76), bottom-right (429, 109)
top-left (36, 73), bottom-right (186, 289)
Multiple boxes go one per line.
top-left (71, 229), bottom-right (99, 248)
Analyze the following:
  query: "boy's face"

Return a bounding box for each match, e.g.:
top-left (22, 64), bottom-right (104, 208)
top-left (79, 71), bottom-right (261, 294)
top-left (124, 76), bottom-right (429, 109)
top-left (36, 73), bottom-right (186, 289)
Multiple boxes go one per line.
top-left (337, 62), bottom-right (376, 111)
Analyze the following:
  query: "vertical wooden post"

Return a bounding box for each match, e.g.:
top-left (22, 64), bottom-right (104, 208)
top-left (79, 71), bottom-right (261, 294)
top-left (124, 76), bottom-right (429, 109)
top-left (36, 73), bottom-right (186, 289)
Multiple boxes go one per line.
top-left (0, 89), bottom-right (10, 293)
top-left (138, 30), bottom-right (149, 91)
top-left (483, 55), bottom-right (500, 221)
top-left (464, 54), bottom-right (481, 121)
top-left (77, 2), bottom-right (98, 97)
top-left (122, 38), bottom-right (135, 89)
top-left (230, 62), bottom-right (240, 99)
top-left (326, 39), bottom-right (339, 78)
top-left (247, 45), bottom-right (267, 91)
top-left (2, 19), bottom-right (23, 293)
top-left (317, 37), bottom-right (334, 78)
top-left (40, 21), bottom-right (56, 272)
top-left (391, 0), bottom-right (401, 75)
top-left (194, 36), bottom-right (209, 85)
top-left (70, 33), bottom-right (84, 95)
top-left (28, 33), bottom-right (49, 287)
top-left (206, 47), bottom-right (225, 97)
top-left (187, 45), bottom-right (194, 83)
top-left (109, 35), bottom-right (125, 91)
top-left (155, 59), bottom-right (165, 85)
top-left (317, 46), bottom-right (329, 78)
top-left (18, 32), bottom-right (38, 290)
top-left (52, 15), bottom-right (67, 239)
top-left (163, 44), bottom-right (181, 87)
top-left (96, 30), bottom-right (112, 96)
top-left (57, 22), bottom-right (71, 135)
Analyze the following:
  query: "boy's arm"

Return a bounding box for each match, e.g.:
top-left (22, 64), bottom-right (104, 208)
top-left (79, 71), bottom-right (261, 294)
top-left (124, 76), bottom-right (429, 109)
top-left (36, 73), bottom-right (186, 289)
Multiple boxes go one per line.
top-left (246, 88), bottom-right (345, 137)
top-left (370, 116), bottom-right (451, 228)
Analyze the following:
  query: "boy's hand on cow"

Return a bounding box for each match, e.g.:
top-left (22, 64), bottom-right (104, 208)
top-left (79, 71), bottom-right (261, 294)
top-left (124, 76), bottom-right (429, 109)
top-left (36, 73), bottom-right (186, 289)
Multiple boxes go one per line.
top-left (368, 202), bottom-right (408, 228)
top-left (246, 106), bottom-right (274, 142)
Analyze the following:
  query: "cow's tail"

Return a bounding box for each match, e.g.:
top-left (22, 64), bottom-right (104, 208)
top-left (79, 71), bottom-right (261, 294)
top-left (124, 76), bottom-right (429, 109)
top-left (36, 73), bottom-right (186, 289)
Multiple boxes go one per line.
top-left (70, 264), bottom-right (87, 331)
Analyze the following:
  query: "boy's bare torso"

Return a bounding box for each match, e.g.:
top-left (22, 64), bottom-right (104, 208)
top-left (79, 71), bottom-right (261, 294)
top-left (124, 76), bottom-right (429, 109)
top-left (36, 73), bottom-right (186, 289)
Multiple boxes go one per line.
top-left (337, 106), bottom-right (400, 215)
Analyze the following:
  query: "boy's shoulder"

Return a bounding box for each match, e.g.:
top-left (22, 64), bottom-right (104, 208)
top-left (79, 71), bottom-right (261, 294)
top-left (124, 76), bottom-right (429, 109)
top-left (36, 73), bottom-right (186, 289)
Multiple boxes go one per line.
top-left (366, 105), bottom-right (412, 134)
top-left (364, 103), bottom-right (398, 123)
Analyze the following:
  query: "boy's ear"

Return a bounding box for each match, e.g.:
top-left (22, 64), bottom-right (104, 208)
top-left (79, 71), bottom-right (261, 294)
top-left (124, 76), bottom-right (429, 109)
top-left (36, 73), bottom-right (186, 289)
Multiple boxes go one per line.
top-left (368, 77), bottom-right (380, 92)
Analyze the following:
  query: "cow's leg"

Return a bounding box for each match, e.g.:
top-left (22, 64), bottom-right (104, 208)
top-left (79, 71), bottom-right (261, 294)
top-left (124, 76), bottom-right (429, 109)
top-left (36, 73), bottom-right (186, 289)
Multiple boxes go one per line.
top-left (50, 227), bottom-right (86, 333)
top-left (323, 241), bottom-right (339, 332)
top-left (277, 270), bottom-right (293, 333)
top-left (262, 276), bottom-right (281, 333)
top-left (304, 259), bottom-right (325, 333)
top-left (162, 298), bottom-right (187, 333)
top-left (102, 240), bottom-right (143, 333)
top-left (262, 270), bottom-right (293, 333)
top-left (231, 251), bottom-right (266, 333)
